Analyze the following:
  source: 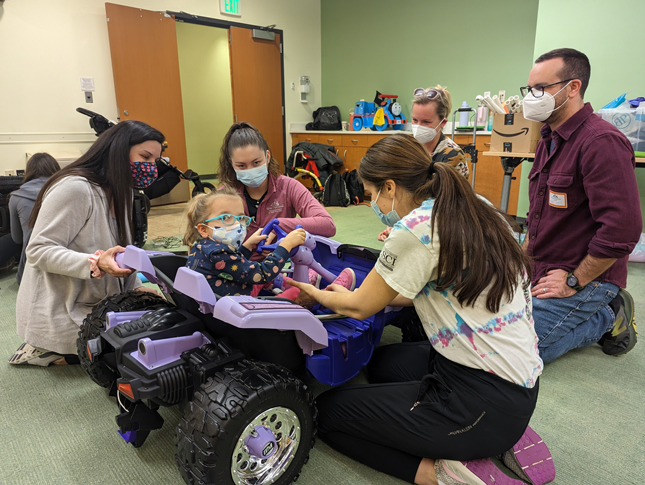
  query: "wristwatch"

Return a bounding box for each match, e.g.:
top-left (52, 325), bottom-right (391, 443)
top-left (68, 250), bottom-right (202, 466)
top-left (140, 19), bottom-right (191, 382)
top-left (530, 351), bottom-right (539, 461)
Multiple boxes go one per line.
top-left (566, 272), bottom-right (585, 292)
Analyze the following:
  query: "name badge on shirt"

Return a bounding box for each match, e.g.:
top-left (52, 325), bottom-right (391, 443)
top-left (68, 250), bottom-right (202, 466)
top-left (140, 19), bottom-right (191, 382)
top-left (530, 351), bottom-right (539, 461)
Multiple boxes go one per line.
top-left (549, 190), bottom-right (567, 208)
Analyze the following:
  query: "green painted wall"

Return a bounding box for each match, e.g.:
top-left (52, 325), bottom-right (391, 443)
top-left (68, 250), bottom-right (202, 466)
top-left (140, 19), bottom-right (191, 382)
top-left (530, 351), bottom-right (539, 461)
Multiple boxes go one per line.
top-left (321, 0), bottom-right (539, 123)
top-left (516, 0), bottom-right (645, 224)
top-left (176, 23), bottom-right (234, 177)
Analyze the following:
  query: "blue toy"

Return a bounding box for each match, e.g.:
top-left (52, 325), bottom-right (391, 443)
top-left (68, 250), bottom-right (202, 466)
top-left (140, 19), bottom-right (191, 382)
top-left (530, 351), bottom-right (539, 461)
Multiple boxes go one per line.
top-left (352, 92), bottom-right (406, 131)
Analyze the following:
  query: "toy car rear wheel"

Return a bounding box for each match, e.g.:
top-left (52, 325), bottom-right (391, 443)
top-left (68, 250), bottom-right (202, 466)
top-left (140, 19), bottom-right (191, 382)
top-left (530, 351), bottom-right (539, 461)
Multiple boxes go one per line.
top-left (77, 290), bottom-right (171, 388)
top-left (352, 117), bottom-right (363, 131)
top-left (176, 359), bottom-right (317, 485)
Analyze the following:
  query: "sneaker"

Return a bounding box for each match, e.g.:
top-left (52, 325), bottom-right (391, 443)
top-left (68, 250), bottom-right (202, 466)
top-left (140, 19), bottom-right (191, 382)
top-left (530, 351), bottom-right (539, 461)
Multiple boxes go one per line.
top-left (435, 458), bottom-right (525, 485)
top-left (501, 426), bottom-right (555, 485)
top-left (308, 269), bottom-right (322, 288)
top-left (331, 268), bottom-right (356, 291)
top-left (602, 289), bottom-right (637, 356)
top-left (8, 342), bottom-right (64, 367)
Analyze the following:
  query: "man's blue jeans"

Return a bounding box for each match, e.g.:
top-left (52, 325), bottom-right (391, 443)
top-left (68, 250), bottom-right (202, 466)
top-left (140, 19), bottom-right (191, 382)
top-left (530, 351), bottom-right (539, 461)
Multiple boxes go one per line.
top-left (532, 281), bottom-right (618, 364)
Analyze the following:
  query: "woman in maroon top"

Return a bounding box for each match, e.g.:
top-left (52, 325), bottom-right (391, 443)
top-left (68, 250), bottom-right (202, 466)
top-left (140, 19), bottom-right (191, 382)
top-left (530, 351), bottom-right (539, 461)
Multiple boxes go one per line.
top-left (217, 122), bottom-right (335, 260)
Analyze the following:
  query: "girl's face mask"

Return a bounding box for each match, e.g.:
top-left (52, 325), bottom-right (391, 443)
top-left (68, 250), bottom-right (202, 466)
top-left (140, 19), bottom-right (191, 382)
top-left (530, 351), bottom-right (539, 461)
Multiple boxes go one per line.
top-left (130, 160), bottom-right (158, 189)
top-left (201, 223), bottom-right (247, 250)
top-left (370, 189), bottom-right (400, 226)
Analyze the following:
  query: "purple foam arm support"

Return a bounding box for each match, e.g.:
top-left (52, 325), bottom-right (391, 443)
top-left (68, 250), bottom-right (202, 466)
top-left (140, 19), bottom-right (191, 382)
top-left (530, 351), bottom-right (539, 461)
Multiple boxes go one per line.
top-left (213, 296), bottom-right (328, 355)
top-left (133, 332), bottom-right (210, 369)
top-left (290, 245), bottom-right (336, 284)
top-left (174, 267), bottom-right (216, 314)
top-left (311, 235), bottom-right (340, 254)
top-left (106, 310), bottom-right (149, 330)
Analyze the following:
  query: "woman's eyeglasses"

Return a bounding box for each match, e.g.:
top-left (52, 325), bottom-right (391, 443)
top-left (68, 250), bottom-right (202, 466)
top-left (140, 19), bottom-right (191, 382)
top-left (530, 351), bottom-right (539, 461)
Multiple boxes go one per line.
top-left (413, 88), bottom-right (443, 100)
top-left (202, 214), bottom-right (253, 227)
top-left (520, 79), bottom-right (574, 98)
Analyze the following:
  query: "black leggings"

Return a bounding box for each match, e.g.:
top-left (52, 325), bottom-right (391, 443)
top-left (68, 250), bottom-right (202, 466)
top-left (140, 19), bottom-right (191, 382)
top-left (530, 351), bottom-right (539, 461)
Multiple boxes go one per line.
top-left (316, 342), bottom-right (539, 483)
top-left (0, 233), bottom-right (21, 270)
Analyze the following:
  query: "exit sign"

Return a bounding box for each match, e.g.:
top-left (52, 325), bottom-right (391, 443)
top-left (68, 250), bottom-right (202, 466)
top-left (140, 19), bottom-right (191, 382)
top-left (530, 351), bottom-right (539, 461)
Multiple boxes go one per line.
top-left (220, 0), bottom-right (241, 17)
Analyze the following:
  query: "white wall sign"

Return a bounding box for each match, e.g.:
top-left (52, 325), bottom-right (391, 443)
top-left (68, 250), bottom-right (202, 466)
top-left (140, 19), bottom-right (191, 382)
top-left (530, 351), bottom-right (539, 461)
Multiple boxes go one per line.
top-left (80, 77), bottom-right (95, 91)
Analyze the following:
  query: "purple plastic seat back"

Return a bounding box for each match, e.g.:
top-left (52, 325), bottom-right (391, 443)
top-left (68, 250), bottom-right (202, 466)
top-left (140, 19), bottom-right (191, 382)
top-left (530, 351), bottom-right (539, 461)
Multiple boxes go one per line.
top-left (174, 267), bottom-right (217, 314)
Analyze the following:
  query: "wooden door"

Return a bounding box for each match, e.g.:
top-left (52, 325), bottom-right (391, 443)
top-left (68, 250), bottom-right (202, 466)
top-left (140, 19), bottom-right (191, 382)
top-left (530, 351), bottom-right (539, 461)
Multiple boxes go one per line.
top-left (229, 27), bottom-right (285, 171)
top-left (105, 3), bottom-right (188, 175)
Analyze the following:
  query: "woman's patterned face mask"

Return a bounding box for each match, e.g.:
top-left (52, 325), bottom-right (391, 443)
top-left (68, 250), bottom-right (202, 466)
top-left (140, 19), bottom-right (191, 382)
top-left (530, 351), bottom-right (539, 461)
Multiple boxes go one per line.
top-left (130, 160), bottom-right (158, 189)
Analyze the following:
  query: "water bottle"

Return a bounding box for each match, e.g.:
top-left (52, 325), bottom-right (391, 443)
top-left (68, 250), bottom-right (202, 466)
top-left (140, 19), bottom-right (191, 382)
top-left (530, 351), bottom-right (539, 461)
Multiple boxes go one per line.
top-left (459, 101), bottom-right (470, 127)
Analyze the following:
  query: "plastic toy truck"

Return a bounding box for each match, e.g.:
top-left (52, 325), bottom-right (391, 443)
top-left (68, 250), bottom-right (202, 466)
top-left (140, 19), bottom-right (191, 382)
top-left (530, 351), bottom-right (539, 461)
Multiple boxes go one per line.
top-left (77, 220), bottom-right (401, 485)
top-left (352, 93), bottom-right (406, 132)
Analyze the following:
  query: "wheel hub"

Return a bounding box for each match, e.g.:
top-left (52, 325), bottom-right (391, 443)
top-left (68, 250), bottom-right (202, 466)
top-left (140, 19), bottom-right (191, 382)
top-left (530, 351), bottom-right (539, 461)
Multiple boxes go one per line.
top-left (231, 406), bottom-right (301, 485)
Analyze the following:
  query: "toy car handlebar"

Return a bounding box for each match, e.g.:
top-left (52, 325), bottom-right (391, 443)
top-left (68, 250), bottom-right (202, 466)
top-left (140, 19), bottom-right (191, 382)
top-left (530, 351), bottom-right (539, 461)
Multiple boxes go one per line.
top-left (256, 218), bottom-right (293, 253)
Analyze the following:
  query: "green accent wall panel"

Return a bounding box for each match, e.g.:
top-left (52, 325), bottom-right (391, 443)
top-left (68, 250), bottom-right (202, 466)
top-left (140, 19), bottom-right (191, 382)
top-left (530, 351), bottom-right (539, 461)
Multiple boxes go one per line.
top-left (321, 0), bottom-right (539, 123)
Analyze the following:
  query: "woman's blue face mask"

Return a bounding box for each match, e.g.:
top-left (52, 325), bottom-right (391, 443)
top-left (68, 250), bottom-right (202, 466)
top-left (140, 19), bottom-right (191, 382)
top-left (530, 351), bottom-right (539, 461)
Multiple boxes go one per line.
top-left (370, 189), bottom-right (400, 226)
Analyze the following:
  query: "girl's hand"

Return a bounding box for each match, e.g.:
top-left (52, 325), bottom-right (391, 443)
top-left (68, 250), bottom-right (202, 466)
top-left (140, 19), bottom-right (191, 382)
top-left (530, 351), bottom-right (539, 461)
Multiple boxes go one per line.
top-left (243, 228), bottom-right (268, 251)
top-left (279, 228), bottom-right (306, 252)
top-left (378, 227), bottom-right (393, 242)
top-left (98, 246), bottom-right (134, 278)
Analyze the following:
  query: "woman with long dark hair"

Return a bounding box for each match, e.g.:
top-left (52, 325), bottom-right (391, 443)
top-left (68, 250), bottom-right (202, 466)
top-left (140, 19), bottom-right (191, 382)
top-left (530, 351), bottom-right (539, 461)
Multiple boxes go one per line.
top-left (218, 122), bottom-right (335, 260)
top-left (10, 121), bottom-right (164, 366)
top-left (8, 152), bottom-right (61, 283)
top-left (286, 134), bottom-right (547, 485)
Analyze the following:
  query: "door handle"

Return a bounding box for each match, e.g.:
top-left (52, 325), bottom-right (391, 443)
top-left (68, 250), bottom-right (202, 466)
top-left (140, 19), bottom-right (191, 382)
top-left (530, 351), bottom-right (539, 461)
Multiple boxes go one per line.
top-left (343, 150), bottom-right (347, 162)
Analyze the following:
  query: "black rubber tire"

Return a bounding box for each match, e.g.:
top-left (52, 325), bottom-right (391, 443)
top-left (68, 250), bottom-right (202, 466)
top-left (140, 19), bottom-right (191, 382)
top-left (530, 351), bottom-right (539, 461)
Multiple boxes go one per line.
top-left (77, 290), bottom-right (171, 388)
top-left (191, 182), bottom-right (215, 198)
top-left (175, 359), bottom-right (317, 485)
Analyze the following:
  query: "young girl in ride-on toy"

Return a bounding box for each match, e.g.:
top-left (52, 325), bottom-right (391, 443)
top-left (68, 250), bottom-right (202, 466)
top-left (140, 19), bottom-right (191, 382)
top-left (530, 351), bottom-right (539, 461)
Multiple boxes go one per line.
top-left (183, 187), bottom-right (355, 301)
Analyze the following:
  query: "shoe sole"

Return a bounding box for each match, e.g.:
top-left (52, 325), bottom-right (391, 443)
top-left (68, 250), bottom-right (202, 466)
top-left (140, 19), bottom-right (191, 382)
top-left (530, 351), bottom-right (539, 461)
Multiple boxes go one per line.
top-left (603, 289), bottom-right (637, 356)
top-left (502, 426), bottom-right (555, 485)
top-left (441, 459), bottom-right (526, 485)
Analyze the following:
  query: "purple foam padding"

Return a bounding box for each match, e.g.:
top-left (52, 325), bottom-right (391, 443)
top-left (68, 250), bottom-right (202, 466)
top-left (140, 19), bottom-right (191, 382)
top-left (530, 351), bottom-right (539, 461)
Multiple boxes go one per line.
top-left (174, 267), bottom-right (216, 314)
top-left (291, 245), bottom-right (336, 284)
top-left (311, 235), bottom-right (340, 255)
top-left (213, 296), bottom-right (328, 355)
top-left (244, 426), bottom-right (277, 459)
top-left (106, 311), bottom-right (149, 330)
top-left (132, 331), bottom-right (210, 369)
top-left (509, 426), bottom-right (556, 485)
top-left (118, 430), bottom-right (137, 444)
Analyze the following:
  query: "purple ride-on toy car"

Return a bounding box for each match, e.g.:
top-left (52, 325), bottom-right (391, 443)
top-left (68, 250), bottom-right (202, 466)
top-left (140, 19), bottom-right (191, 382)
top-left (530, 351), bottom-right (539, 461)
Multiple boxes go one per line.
top-left (77, 220), bottom-right (402, 485)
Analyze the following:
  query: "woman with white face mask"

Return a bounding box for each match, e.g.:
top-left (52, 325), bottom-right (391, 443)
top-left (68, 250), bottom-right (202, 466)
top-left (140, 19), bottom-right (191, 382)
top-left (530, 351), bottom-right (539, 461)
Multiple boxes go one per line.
top-left (217, 122), bottom-right (336, 261)
top-left (378, 86), bottom-right (471, 243)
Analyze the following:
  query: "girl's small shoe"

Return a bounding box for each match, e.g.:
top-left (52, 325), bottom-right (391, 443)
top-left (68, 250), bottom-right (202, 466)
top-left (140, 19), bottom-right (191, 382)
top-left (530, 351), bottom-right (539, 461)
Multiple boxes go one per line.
top-left (331, 268), bottom-right (356, 291)
top-left (308, 269), bottom-right (322, 288)
top-left (501, 426), bottom-right (555, 485)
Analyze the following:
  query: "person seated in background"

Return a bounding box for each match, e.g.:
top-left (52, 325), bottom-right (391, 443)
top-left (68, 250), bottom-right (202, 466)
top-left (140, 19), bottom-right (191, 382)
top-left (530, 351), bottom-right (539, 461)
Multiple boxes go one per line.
top-left (379, 85), bottom-right (469, 242)
top-left (183, 188), bottom-right (355, 302)
top-left (8, 152), bottom-right (61, 284)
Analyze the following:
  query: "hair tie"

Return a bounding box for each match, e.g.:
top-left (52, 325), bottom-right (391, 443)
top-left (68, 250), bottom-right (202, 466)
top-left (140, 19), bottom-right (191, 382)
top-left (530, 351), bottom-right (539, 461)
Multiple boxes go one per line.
top-left (428, 161), bottom-right (436, 176)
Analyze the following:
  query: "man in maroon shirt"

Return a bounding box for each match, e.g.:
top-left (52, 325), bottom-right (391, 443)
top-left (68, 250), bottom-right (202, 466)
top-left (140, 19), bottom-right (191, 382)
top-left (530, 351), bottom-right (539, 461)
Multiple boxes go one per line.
top-left (522, 48), bottom-right (642, 363)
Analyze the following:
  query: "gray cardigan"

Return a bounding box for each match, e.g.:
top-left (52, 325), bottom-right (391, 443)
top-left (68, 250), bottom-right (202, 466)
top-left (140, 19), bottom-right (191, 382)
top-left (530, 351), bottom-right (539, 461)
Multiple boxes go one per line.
top-left (16, 176), bottom-right (141, 355)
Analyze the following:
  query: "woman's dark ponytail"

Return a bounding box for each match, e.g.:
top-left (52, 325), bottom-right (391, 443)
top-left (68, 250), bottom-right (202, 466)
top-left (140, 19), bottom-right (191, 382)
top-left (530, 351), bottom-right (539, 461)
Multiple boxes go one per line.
top-left (360, 134), bottom-right (530, 313)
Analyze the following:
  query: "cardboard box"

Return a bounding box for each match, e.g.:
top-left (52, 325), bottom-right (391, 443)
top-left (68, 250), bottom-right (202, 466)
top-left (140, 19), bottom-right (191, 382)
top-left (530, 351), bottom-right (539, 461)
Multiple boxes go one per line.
top-left (490, 113), bottom-right (542, 153)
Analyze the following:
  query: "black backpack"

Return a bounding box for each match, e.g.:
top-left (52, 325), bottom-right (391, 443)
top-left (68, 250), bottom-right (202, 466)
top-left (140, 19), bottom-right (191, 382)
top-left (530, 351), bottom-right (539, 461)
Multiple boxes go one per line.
top-left (342, 170), bottom-right (364, 204)
top-left (306, 106), bottom-right (342, 131)
top-left (322, 173), bottom-right (350, 207)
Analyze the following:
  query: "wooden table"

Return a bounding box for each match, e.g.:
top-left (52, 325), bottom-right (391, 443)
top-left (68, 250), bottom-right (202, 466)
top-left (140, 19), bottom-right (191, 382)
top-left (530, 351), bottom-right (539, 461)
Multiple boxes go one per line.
top-left (481, 152), bottom-right (535, 214)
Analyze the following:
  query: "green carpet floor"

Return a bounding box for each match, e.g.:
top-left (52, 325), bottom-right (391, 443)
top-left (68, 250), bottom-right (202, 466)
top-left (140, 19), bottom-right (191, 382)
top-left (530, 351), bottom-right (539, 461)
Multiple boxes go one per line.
top-left (1, 205), bottom-right (644, 484)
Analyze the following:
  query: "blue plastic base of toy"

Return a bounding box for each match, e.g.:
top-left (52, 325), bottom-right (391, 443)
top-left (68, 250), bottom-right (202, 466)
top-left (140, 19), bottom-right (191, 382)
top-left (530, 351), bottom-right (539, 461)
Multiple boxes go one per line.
top-left (138, 272), bottom-right (149, 283)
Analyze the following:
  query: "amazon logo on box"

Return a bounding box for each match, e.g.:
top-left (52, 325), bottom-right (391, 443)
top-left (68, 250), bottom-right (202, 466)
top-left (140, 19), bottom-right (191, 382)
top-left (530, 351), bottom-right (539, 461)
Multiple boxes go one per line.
top-left (490, 113), bottom-right (543, 153)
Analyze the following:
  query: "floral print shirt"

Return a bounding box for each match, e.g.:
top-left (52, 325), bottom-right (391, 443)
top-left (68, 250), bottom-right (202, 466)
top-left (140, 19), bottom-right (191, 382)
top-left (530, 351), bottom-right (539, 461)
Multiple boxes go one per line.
top-left (375, 198), bottom-right (542, 388)
top-left (186, 238), bottom-right (289, 297)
